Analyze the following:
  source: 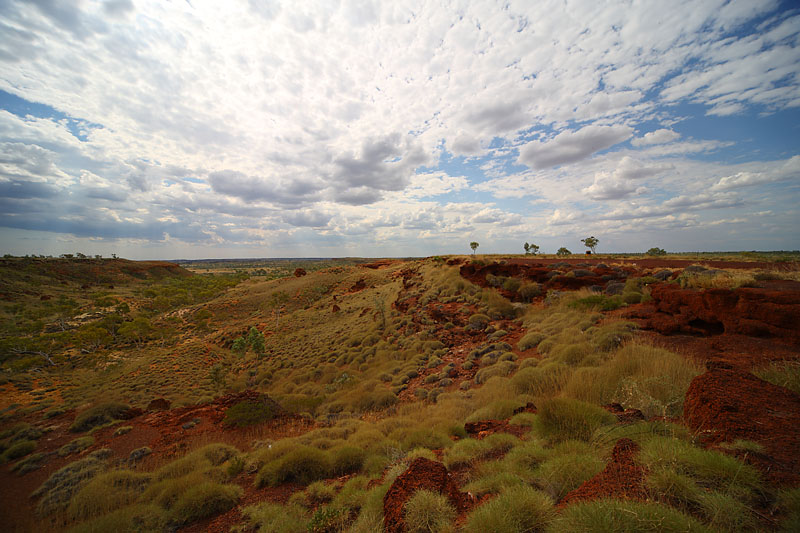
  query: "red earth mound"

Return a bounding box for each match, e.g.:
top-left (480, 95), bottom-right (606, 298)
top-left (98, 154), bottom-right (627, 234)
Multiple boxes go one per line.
top-left (684, 362), bottom-right (800, 486)
top-left (559, 438), bottom-right (647, 507)
top-left (383, 457), bottom-right (471, 533)
top-left (643, 283), bottom-right (800, 345)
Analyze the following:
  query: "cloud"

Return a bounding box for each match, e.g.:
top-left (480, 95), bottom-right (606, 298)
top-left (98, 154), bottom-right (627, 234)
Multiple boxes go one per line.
top-left (712, 155), bottom-right (800, 190)
top-left (631, 129), bottom-right (681, 146)
top-left (208, 170), bottom-right (323, 207)
top-left (517, 125), bottom-right (633, 169)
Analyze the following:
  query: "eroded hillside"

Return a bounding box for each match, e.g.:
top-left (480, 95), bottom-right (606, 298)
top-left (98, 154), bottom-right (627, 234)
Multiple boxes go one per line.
top-left (1, 254), bottom-right (799, 532)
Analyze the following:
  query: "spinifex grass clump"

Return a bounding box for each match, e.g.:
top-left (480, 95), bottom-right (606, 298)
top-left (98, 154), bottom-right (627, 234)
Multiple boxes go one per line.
top-left (69, 402), bottom-right (130, 433)
top-left (549, 499), bottom-right (711, 532)
top-left (464, 485), bottom-right (555, 533)
top-left (534, 397), bottom-right (616, 442)
top-left (223, 400), bottom-right (278, 428)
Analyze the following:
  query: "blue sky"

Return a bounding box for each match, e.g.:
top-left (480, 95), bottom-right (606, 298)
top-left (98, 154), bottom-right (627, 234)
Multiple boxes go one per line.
top-left (0, 0), bottom-right (798, 259)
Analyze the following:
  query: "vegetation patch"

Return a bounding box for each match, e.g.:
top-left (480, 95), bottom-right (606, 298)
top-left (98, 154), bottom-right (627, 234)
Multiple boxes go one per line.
top-left (69, 403), bottom-right (130, 433)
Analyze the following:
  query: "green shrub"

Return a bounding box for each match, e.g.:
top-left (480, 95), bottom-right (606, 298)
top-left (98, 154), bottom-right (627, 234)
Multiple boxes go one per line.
top-left (59, 436), bottom-right (94, 457)
top-left (639, 437), bottom-right (762, 500)
top-left (754, 360), bottom-right (800, 395)
top-left (1, 439), bottom-right (36, 462)
top-left (468, 314), bottom-right (490, 329)
top-left (33, 449), bottom-right (111, 516)
top-left (568, 295), bottom-right (622, 311)
top-left (256, 445), bottom-right (331, 487)
top-left (223, 400), bottom-right (278, 427)
top-left (464, 485), bottom-right (554, 533)
top-left (463, 470), bottom-right (525, 497)
top-left (776, 487), bottom-right (800, 533)
top-left (66, 504), bottom-right (168, 533)
top-left (466, 399), bottom-right (521, 423)
top-left (535, 452), bottom-right (605, 501)
top-left (475, 361), bottom-right (517, 384)
top-left (549, 499), bottom-right (711, 532)
top-left (534, 398), bottom-right (616, 442)
top-left (502, 277), bottom-right (522, 292)
top-left (443, 439), bottom-right (491, 469)
top-left (697, 491), bottom-right (758, 532)
top-left (402, 428), bottom-right (451, 451)
top-left (511, 363), bottom-right (572, 397)
top-left (242, 502), bottom-right (308, 533)
top-left (518, 331), bottom-right (546, 351)
top-left (70, 403), bottom-right (129, 433)
top-left (171, 481), bottom-right (242, 524)
top-left (518, 282), bottom-right (542, 302)
top-left (11, 452), bottom-right (45, 474)
top-left (330, 445), bottom-right (366, 476)
top-left (68, 470), bottom-right (151, 521)
top-left (403, 490), bottom-right (456, 533)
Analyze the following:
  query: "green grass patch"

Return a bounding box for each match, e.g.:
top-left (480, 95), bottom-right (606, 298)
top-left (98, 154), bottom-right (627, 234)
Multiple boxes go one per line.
top-left (548, 499), bottom-right (712, 532)
top-left (69, 403), bottom-right (130, 433)
top-left (170, 481), bottom-right (242, 524)
top-left (403, 490), bottom-right (456, 533)
top-left (534, 398), bottom-right (616, 443)
top-left (464, 485), bottom-right (555, 533)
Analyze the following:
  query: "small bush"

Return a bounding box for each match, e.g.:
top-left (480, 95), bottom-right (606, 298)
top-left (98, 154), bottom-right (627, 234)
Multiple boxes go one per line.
top-left (534, 398), bottom-right (616, 442)
top-left (2, 439), bottom-right (36, 463)
top-left (243, 502), bottom-right (309, 532)
top-left (67, 504), bottom-right (167, 533)
top-left (59, 436), bottom-right (94, 457)
top-left (511, 364), bottom-right (572, 397)
top-left (535, 452), bottom-right (605, 501)
top-left (475, 361), bottom-right (517, 384)
top-left (223, 400), bottom-right (278, 428)
top-left (549, 499), bottom-right (711, 532)
top-left (171, 481), bottom-right (242, 524)
top-left (518, 282), bottom-right (542, 302)
top-left (403, 490), bottom-right (456, 533)
top-left (468, 314), bottom-right (490, 329)
top-left (568, 295), bottom-right (622, 311)
top-left (70, 403), bottom-right (129, 433)
top-left (11, 452), bottom-right (45, 475)
top-left (754, 360), bottom-right (800, 396)
top-left (68, 470), bottom-right (151, 521)
top-left (330, 445), bottom-right (366, 476)
top-left (518, 331), bottom-right (546, 351)
top-left (402, 428), bottom-right (451, 451)
top-left (464, 485), bottom-right (555, 533)
top-left (33, 449), bottom-right (111, 516)
top-left (256, 446), bottom-right (331, 487)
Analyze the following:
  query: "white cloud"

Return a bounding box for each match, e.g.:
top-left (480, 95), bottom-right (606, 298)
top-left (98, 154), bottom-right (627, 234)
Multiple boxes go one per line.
top-left (517, 125), bottom-right (634, 170)
top-left (631, 129), bottom-right (681, 146)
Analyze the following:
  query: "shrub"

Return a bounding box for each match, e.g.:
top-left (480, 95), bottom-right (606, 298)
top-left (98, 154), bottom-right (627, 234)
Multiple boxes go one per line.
top-left (33, 449), bottom-right (111, 516)
top-left (510, 363), bottom-right (572, 397)
top-left (67, 504), bottom-right (168, 533)
top-left (556, 247), bottom-right (571, 257)
top-left (171, 482), bottom-right (242, 524)
top-left (256, 446), bottom-right (331, 487)
top-left (59, 436), bottom-right (94, 457)
top-left (11, 452), bottom-right (45, 475)
top-left (754, 360), bottom-right (800, 395)
top-left (403, 490), bottom-right (456, 533)
top-left (463, 470), bottom-right (525, 497)
top-left (518, 282), bottom-right (542, 302)
top-left (568, 294), bottom-right (622, 311)
top-left (535, 452), bottom-right (605, 501)
top-left (549, 499), bottom-right (711, 532)
top-left (534, 398), bottom-right (616, 442)
top-left (67, 470), bottom-right (151, 521)
top-left (330, 445), bottom-right (366, 476)
top-left (223, 400), bottom-right (278, 428)
top-left (468, 314), bottom-right (490, 329)
top-left (647, 247), bottom-right (667, 256)
top-left (443, 439), bottom-right (491, 469)
top-left (475, 361), bottom-right (517, 384)
top-left (1, 440), bottom-right (36, 463)
top-left (70, 403), bottom-right (130, 433)
top-left (464, 485), bottom-right (555, 533)
top-left (401, 428), bottom-right (451, 451)
top-left (502, 277), bottom-right (522, 292)
top-left (466, 399), bottom-right (521, 423)
top-left (518, 331), bottom-right (546, 351)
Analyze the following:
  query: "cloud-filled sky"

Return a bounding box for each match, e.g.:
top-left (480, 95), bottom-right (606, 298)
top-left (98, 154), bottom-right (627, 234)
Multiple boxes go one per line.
top-left (0, 0), bottom-right (798, 259)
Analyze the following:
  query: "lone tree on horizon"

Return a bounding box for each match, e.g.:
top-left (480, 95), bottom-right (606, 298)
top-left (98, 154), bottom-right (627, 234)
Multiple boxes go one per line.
top-left (470, 241), bottom-right (479, 255)
top-left (581, 236), bottom-right (599, 254)
top-left (524, 242), bottom-right (540, 255)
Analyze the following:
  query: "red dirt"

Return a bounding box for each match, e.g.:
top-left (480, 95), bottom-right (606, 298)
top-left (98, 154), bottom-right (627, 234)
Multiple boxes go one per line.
top-left (684, 362), bottom-right (800, 487)
top-left (642, 283), bottom-right (800, 345)
top-left (382, 457), bottom-right (471, 533)
top-left (501, 257), bottom-right (798, 271)
top-left (463, 419), bottom-right (529, 440)
top-left (559, 438), bottom-right (647, 506)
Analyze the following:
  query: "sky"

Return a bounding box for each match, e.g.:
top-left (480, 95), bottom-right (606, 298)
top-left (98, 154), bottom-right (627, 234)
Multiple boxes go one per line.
top-left (0, 0), bottom-right (798, 259)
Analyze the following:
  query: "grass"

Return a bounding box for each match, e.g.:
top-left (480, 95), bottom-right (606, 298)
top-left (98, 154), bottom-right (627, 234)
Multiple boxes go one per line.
top-left (67, 470), bottom-right (151, 522)
top-left (549, 499), bottom-right (712, 532)
top-left (222, 399), bottom-right (279, 427)
top-left (242, 502), bottom-right (309, 533)
top-left (464, 485), bottom-right (555, 533)
top-left (170, 481), bottom-right (242, 524)
top-left (69, 403), bottom-right (130, 433)
top-left (534, 450), bottom-right (606, 501)
top-left (562, 342), bottom-right (702, 418)
top-left (33, 449), bottom-right (111, 516)
top-left (533, 398), bottom-right (616, 443)
top-left (255, 445), bottom-right (332, 487)
top-left (403, 490), bottom-right (456, 533)
top-left (753, 359), bottom-right (800, 395)
top-left (66, 504), bottom-right (168, 533)
top-left (1, 439), bottom-right (36, 463)
top-left (59, 436), bottom-right (95, 457)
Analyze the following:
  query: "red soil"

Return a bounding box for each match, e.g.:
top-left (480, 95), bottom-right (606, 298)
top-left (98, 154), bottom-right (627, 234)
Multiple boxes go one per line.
top-left (382, 457), bottom-right (471, 533)
top-left (559, 438), bottom-right (647, 506)
top-left (643, 283), bottom-right (800, 345)
top-left (684, 362), bottom-right (800, 487)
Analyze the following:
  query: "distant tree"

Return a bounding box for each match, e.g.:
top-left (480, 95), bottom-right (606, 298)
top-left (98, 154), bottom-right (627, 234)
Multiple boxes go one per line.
top-left (524, 242), bottom-right (540, 255)
top-left (61, 254), bottom-right (74, 259)
top-left (470, 241), bottom-right (479, 255)
top-left (118, 317), bottom-right (153, 348)
top-left (647, 247), bottom-right (667, 256)
top-left (246, 326), bottom-right (266, 356)
top-left (94, 255), bottom-right (102, 259)
top-left (76, 252), bottom-right (87, 259)
top-left (111, 253), bottom-right (118, 259)
top-left (556, 247), bottom-right (571, 257)
top-left (581, 236), bottom-right (599, 254)
top-left (232, 337), bottom-right (247, 355)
